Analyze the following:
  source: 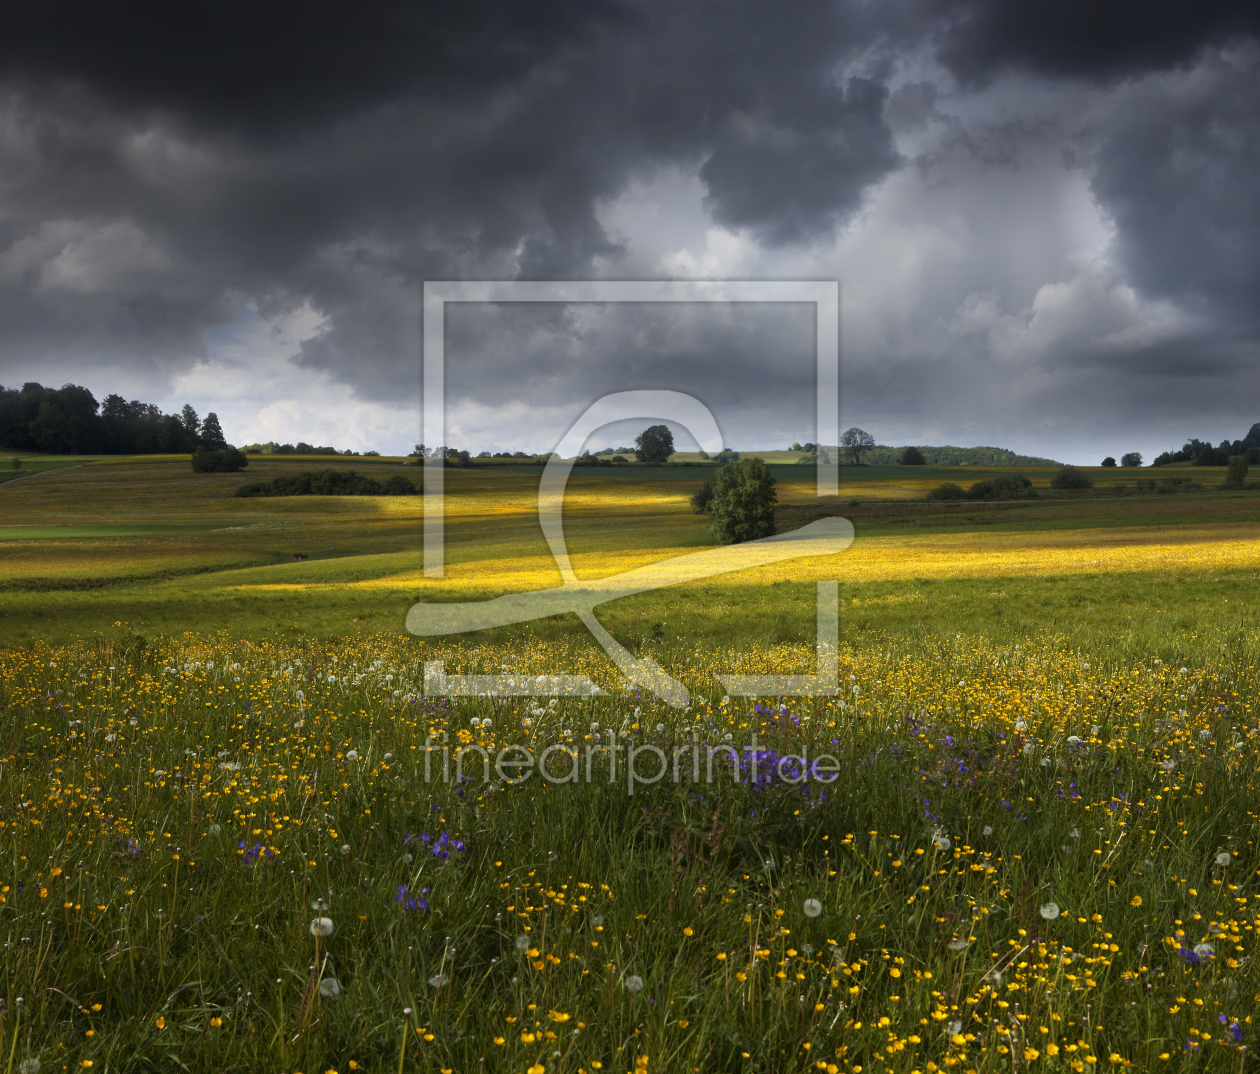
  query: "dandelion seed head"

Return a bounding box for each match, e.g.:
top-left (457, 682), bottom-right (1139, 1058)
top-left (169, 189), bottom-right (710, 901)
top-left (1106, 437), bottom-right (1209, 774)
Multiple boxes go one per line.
top-left (803, 898), bottom-right (823, 918)
top-left (1039, 902), bottom-right (1061, 920)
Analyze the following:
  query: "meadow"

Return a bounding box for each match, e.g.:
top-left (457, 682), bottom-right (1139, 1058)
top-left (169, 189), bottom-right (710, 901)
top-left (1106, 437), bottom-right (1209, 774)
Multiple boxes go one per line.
top-left (2, 455), bottom-right (1259, 1073)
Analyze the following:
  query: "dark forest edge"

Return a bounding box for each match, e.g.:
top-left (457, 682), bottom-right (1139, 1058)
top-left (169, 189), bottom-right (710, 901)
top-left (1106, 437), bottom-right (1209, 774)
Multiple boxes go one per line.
top-left (234, 469), bottom-right (422, 497)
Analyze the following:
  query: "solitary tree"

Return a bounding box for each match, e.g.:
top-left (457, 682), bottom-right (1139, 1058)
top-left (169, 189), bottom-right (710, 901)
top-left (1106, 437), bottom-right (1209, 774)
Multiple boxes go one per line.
top-left (706, 458), bottom-right (777, 544)
top-left (1120, 452), bottom-right (1143, 468)
top-left (1050, 465), bottom-right (1093, 490)
top-left (841, 427), bottom-right (875, 465)
top-left (1101, 456), bottom-right (1117, 467)
top-left (1226, 456), bottom-right (1249, 488)
top-left (634, 424), bottom-right (675, 463)
top-left (199, 412), bottom-right (226, 448)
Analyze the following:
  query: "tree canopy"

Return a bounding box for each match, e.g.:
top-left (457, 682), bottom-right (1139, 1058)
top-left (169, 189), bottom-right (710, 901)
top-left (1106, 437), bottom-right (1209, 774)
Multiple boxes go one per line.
top-left (634, 424), bottom-right (675, 463)
top-left (705, 457), bottom-right (777, 544)
top-left (840, 427), bottom-right (875, 465)
top-left (899, 446), bottom-right (926, 465)
top-left (1, 382), bottom-right (212, 455)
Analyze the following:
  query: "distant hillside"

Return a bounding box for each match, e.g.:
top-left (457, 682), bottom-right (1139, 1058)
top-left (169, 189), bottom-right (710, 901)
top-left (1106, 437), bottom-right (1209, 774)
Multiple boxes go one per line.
top-left (860, 445), bottom-right (1062, 467)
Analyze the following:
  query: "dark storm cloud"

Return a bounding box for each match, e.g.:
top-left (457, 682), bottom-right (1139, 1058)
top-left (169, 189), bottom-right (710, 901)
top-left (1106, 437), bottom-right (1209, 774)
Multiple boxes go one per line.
top-left (1, 0), bottom-right (623, 132)
top-left (1086, 55), bottom-right (1260, 330)
top-left (934, 0), bottom-right (1260, 83)
top-left (700, 77), bottom-right (901, 245)
top-left (0, 0), bottom-right (912, 400)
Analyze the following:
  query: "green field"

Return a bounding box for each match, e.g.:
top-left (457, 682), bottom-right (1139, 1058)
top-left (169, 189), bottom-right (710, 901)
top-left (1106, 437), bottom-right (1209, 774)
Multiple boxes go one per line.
top-left (1, 455), bottom-right (1258, 1073)
top-left (1, 454), bottom-right (1257, 654)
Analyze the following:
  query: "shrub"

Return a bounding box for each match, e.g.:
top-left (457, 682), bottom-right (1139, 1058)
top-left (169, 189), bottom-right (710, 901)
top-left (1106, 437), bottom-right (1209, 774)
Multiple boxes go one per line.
top-left (1120, 452), bottom-right (1143, 468)
top-left (191, 447), bottom-right (249, 473)
top-left (690, 479), bottom-right (714, 514)
top-left (926, 482), bottom-right (966, 501)
top-left (1101, 456), bottom-right (1117, 467)
top-left (966, 475), bottom-right (1036, 501)
top-left (1050, 465), bottom-right (1093, 490)
top-left (382, 475), bottom-right (419, 495)
top-left (899, 446), bottom-right (926, 465)
top-left (1226, 456), bottom-right (1249, 489)
top-left (235, 469), bottom-right (418, 497)
top-left (706, 458), bottom-right (777, 544)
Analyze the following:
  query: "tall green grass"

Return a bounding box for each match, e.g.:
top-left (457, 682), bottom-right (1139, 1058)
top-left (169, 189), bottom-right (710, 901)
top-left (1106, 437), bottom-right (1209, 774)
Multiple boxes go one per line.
top-left (2, 627), bottom-right (1257, 1072)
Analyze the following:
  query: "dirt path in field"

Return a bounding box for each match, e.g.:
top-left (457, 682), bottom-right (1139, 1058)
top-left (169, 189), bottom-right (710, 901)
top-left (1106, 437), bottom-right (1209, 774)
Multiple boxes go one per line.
top-left (0, 463), bottom-right (83, 488)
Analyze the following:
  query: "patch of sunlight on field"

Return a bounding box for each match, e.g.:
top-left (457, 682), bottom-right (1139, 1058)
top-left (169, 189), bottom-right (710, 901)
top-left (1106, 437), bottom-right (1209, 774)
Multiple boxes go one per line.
top-left (235, 522), bottom-right (1260, 595)
top-left (432, 476), bottom-right (693, 518)
top-left (800, 525), bottom-right (1260, 583)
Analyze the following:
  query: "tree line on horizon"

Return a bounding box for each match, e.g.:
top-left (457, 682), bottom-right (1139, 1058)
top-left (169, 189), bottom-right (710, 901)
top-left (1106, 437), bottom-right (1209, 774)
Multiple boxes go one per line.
top-left (803, 429), bottom-right (1063, 467)
top-left (1150, 424), bottom-right (1260, 467)
top-left (0, 381), bottom-right (224, 455)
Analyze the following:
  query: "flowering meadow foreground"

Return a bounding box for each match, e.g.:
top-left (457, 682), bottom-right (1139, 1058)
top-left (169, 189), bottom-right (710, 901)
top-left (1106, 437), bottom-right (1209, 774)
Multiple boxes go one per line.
top-left (1, 630), bottom-right (1258, 1073)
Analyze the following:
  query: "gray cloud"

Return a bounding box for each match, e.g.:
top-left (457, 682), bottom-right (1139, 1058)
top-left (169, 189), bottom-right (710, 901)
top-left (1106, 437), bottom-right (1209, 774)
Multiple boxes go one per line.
top-left (1085, 52), bottom-right (1260, 330)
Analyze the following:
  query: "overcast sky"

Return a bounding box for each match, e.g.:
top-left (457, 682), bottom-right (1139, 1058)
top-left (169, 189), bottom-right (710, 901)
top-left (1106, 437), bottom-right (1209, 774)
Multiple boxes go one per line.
top-left (2, 0), bottom-right (1257, 462)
